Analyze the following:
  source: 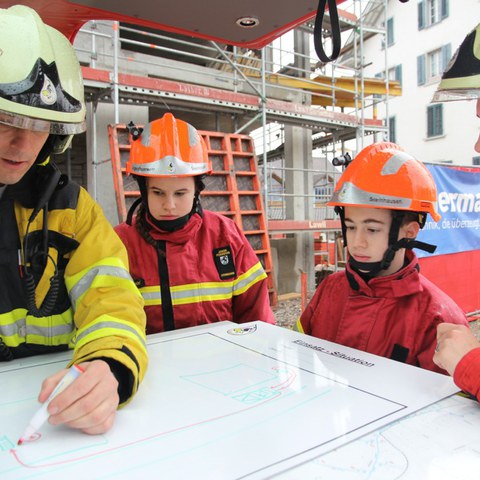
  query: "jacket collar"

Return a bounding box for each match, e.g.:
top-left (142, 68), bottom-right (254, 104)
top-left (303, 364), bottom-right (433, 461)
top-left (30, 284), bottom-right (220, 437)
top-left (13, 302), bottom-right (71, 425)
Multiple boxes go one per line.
top-left (146, 212), bottom-right (203, 245)
top-left (346, 250), bottom-right (422, 298)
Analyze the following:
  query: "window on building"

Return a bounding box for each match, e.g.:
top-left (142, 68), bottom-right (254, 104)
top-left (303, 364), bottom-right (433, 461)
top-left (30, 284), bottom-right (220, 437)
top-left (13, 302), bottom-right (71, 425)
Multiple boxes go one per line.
top-left (373, 72), bottom-right (384, 100)
top-left (389, 116), bottom-right (396, 143)
top-left (427, 104), bottom-right (443, 137)
top-left (473, 156), bottom-right (480, 166)
top-left (373, 66), bottom-right (402, 100)
top-left (417, 44), bottom-right (451, 85)
top-left (386, 17), bottom-right (394, 46)
top-left (314, 185), bottom-right (333, 202)
top-left (428, 0), bottom-right (441, 25)
top-left (388, 65), bottom-right (403, 86)
top-left (428, 48), bottom-right (442, 78)
top-left (418, 0), bottom-right (449, 29)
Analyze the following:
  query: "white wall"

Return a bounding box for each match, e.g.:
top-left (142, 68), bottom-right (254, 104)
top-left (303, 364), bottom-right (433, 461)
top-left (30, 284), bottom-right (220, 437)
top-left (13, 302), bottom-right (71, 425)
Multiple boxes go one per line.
top-left (362, 0), bottom-right (480, 165)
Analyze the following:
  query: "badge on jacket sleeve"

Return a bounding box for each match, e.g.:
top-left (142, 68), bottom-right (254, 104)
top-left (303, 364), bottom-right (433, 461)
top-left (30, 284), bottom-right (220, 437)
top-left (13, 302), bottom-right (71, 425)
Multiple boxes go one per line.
top-left (213, 246), bottom-right (236, 280)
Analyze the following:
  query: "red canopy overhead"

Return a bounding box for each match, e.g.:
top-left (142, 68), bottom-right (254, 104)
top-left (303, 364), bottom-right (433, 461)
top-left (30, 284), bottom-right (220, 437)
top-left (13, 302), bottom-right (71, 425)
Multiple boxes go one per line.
top-left (0, 0), bottom-right (346, 45)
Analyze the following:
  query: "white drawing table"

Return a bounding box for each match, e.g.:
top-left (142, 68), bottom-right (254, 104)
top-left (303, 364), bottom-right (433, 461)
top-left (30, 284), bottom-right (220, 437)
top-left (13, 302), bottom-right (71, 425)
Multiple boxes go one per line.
top-left (1, 321), bottom-right (479, 479)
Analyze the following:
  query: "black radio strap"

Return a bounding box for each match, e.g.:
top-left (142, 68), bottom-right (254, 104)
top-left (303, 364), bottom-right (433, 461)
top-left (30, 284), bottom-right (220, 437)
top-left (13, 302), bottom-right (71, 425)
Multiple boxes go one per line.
top-left (313, 0), bottom-right (341, 63)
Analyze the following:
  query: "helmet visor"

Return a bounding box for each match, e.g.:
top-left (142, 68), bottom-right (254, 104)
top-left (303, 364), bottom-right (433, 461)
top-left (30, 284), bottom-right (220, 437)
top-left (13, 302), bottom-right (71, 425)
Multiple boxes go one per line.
top-left (0, 109), bottom-right (86, 135)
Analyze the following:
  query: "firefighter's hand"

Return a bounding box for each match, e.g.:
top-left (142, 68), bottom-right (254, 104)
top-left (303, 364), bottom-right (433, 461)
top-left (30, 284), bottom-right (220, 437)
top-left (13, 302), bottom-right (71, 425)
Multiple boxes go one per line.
top-left (433, 323), bottom-right (480, 376)
top-left (38, 360), bottom-right (119, 434)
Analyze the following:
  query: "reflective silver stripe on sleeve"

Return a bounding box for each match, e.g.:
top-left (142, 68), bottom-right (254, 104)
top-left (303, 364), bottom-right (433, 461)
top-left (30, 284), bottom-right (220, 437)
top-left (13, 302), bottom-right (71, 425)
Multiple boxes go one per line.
top-left (232, 265), bottom-right (266, 294)
top-left (69, 266), bottom-right (134, 305)
top-left (75, 320), bottom-right (146, 347)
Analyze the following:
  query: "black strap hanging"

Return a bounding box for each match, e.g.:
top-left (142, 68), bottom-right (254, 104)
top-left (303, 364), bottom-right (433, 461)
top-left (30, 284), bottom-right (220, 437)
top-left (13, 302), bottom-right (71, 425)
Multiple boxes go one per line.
top-left (313, 0), bottom-right (342, 63)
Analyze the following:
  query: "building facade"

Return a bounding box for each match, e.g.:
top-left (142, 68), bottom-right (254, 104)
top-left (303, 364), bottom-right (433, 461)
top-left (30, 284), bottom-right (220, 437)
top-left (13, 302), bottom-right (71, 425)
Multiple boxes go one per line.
top-left (360, 0), bottom-right (479, 165)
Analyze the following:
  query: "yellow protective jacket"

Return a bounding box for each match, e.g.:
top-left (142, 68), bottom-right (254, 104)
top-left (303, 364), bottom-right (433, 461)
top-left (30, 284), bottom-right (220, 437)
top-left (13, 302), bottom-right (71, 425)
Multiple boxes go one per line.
top-left (0, 167), bottom-right (147, 405)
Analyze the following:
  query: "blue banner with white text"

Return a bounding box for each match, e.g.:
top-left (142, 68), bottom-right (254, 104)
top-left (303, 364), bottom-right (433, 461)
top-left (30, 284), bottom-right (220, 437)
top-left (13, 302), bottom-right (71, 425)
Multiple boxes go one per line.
top-left (416, 164), bottom-right (480, 258)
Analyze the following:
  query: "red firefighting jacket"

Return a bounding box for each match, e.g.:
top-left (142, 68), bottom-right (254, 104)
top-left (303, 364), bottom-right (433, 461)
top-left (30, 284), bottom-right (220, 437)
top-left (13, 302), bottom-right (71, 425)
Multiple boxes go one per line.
top-left (295, 251), bottom-right (468, 373)
top-left (115, 210), bottom-right (275, 333)
top-left (454, 348), bottom-right (480, 401)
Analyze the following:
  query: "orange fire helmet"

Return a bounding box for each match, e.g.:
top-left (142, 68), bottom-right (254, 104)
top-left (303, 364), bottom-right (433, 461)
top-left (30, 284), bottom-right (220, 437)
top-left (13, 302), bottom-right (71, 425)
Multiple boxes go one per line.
top-left (328, 142), bottom-right (441, 222)
top-left (126, 113), bottom-right (211, 177)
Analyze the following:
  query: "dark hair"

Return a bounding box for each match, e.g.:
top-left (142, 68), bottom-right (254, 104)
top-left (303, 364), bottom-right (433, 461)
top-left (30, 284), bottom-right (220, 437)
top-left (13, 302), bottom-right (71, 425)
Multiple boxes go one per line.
top-left (135, 203), bottom-right (157, 247)
top-left (398, 211), bottom-right (427, 228)
top-left (195, 175), bottom-right (206, 193)
top-left (134, 175), bottom-right (206, 245)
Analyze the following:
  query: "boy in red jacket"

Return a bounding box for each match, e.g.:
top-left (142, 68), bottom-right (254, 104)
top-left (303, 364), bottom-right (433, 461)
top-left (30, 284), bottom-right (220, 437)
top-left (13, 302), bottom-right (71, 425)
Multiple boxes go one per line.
top-left (295, 142), bottom-right (468, 373)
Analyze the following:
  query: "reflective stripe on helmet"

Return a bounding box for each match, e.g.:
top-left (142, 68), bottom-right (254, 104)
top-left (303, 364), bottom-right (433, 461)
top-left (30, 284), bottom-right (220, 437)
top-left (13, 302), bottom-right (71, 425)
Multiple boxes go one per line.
top-left (328, 142), bottom-right (441, 222)
top-left (330, 181), bottom-right (412, 210)
top-left (127, 113), bottom-right (212, 177)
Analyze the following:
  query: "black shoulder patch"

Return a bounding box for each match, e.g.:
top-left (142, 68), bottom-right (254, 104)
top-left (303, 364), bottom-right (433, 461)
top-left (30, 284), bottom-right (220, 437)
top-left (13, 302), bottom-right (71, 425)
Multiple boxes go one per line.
top-left (213, 246), bottom-right (236, 280)
top-left (49, 180), bottom-right (80, 211)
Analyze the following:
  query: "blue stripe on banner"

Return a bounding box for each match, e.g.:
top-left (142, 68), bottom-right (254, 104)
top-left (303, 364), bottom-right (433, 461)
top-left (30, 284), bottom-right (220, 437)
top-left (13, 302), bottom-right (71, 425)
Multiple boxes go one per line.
top-left (417, 164), bottom-right (480, 257)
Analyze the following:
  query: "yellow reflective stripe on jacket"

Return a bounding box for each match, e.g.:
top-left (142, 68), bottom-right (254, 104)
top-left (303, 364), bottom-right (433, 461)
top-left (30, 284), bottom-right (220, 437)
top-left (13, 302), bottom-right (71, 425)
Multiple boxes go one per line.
top-left (232, 262), bottom-right (267, 296)
top-left (139, 261), bottom-right (267, 306)
top-left (0, 309), bottom-right (27, 347)
top-left (293, 318), bottom-right (305, 333)
top-left (74, 315), bottom-right (146, 351)
top-left (66, 257), bottom-right (140, 308)
top-left (0, 308), bottom-right (74, 347)
top-left (141, 286), bottom-right (163, 306)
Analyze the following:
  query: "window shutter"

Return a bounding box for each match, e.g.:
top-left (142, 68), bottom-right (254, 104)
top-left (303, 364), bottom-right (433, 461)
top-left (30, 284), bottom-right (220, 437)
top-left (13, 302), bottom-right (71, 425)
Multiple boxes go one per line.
top-left (441, 0), bottom-right (449, 19)
top-left (396, 64), bottom-right (403, 86)
top-left (427, 104), bottom-right (443, 137)
top-left (389, 116), bottom-right (396, 143)
top-left (427, 106), bottom-right (433, 137)
top-left (387, 18), bottom-right (394, 46)
top-left (417, 55), bottom-right (426, 85)
top-left (418, 1), bottom-right (425, 30)
top-left (437, 104), bottom-right (443, 135)
top-left (442, 44), bottom-right (452, 71)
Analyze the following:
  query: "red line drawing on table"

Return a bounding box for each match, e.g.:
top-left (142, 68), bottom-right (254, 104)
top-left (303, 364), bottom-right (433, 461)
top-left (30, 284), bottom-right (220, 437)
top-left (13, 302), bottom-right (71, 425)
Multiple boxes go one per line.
top-left (8, 367), bottom-right (301, 470)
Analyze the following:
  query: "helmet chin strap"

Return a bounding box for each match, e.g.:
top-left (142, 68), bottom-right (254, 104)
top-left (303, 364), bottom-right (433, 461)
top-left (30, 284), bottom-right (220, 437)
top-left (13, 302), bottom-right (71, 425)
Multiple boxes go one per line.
top-left (337, 207), bottom-right (438, 278)
top-left (348, 237), bottom-right (437, 277)
top-left (146, 210), bottom-right (193, 232)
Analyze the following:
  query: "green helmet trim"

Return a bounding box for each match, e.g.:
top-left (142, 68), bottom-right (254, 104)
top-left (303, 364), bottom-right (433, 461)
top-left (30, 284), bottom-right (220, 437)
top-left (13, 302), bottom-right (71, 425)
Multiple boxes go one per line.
top-left (432, 23), bottom-right (480, 102)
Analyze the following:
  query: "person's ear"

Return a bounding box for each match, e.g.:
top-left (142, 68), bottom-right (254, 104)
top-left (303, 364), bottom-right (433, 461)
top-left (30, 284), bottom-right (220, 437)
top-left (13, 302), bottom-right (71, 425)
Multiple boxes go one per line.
top-left (403, 221), bottom-right (420, 239)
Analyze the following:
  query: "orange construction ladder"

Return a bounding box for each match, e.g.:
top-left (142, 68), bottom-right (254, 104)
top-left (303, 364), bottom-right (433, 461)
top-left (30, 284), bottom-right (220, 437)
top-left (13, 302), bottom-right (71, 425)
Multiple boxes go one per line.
top-left (108, 124), bottom-right (277, 306)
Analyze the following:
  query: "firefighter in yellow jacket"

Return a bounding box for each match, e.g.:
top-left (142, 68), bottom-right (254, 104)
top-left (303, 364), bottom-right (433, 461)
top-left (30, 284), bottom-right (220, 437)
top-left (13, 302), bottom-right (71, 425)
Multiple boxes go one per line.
top-left (0, 5), bottom-right (147, 434)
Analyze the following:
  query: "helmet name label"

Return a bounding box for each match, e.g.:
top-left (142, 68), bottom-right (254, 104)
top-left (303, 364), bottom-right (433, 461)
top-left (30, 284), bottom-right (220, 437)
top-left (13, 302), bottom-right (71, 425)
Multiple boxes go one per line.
top-left (369, 196), bottom-right (403, 206)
